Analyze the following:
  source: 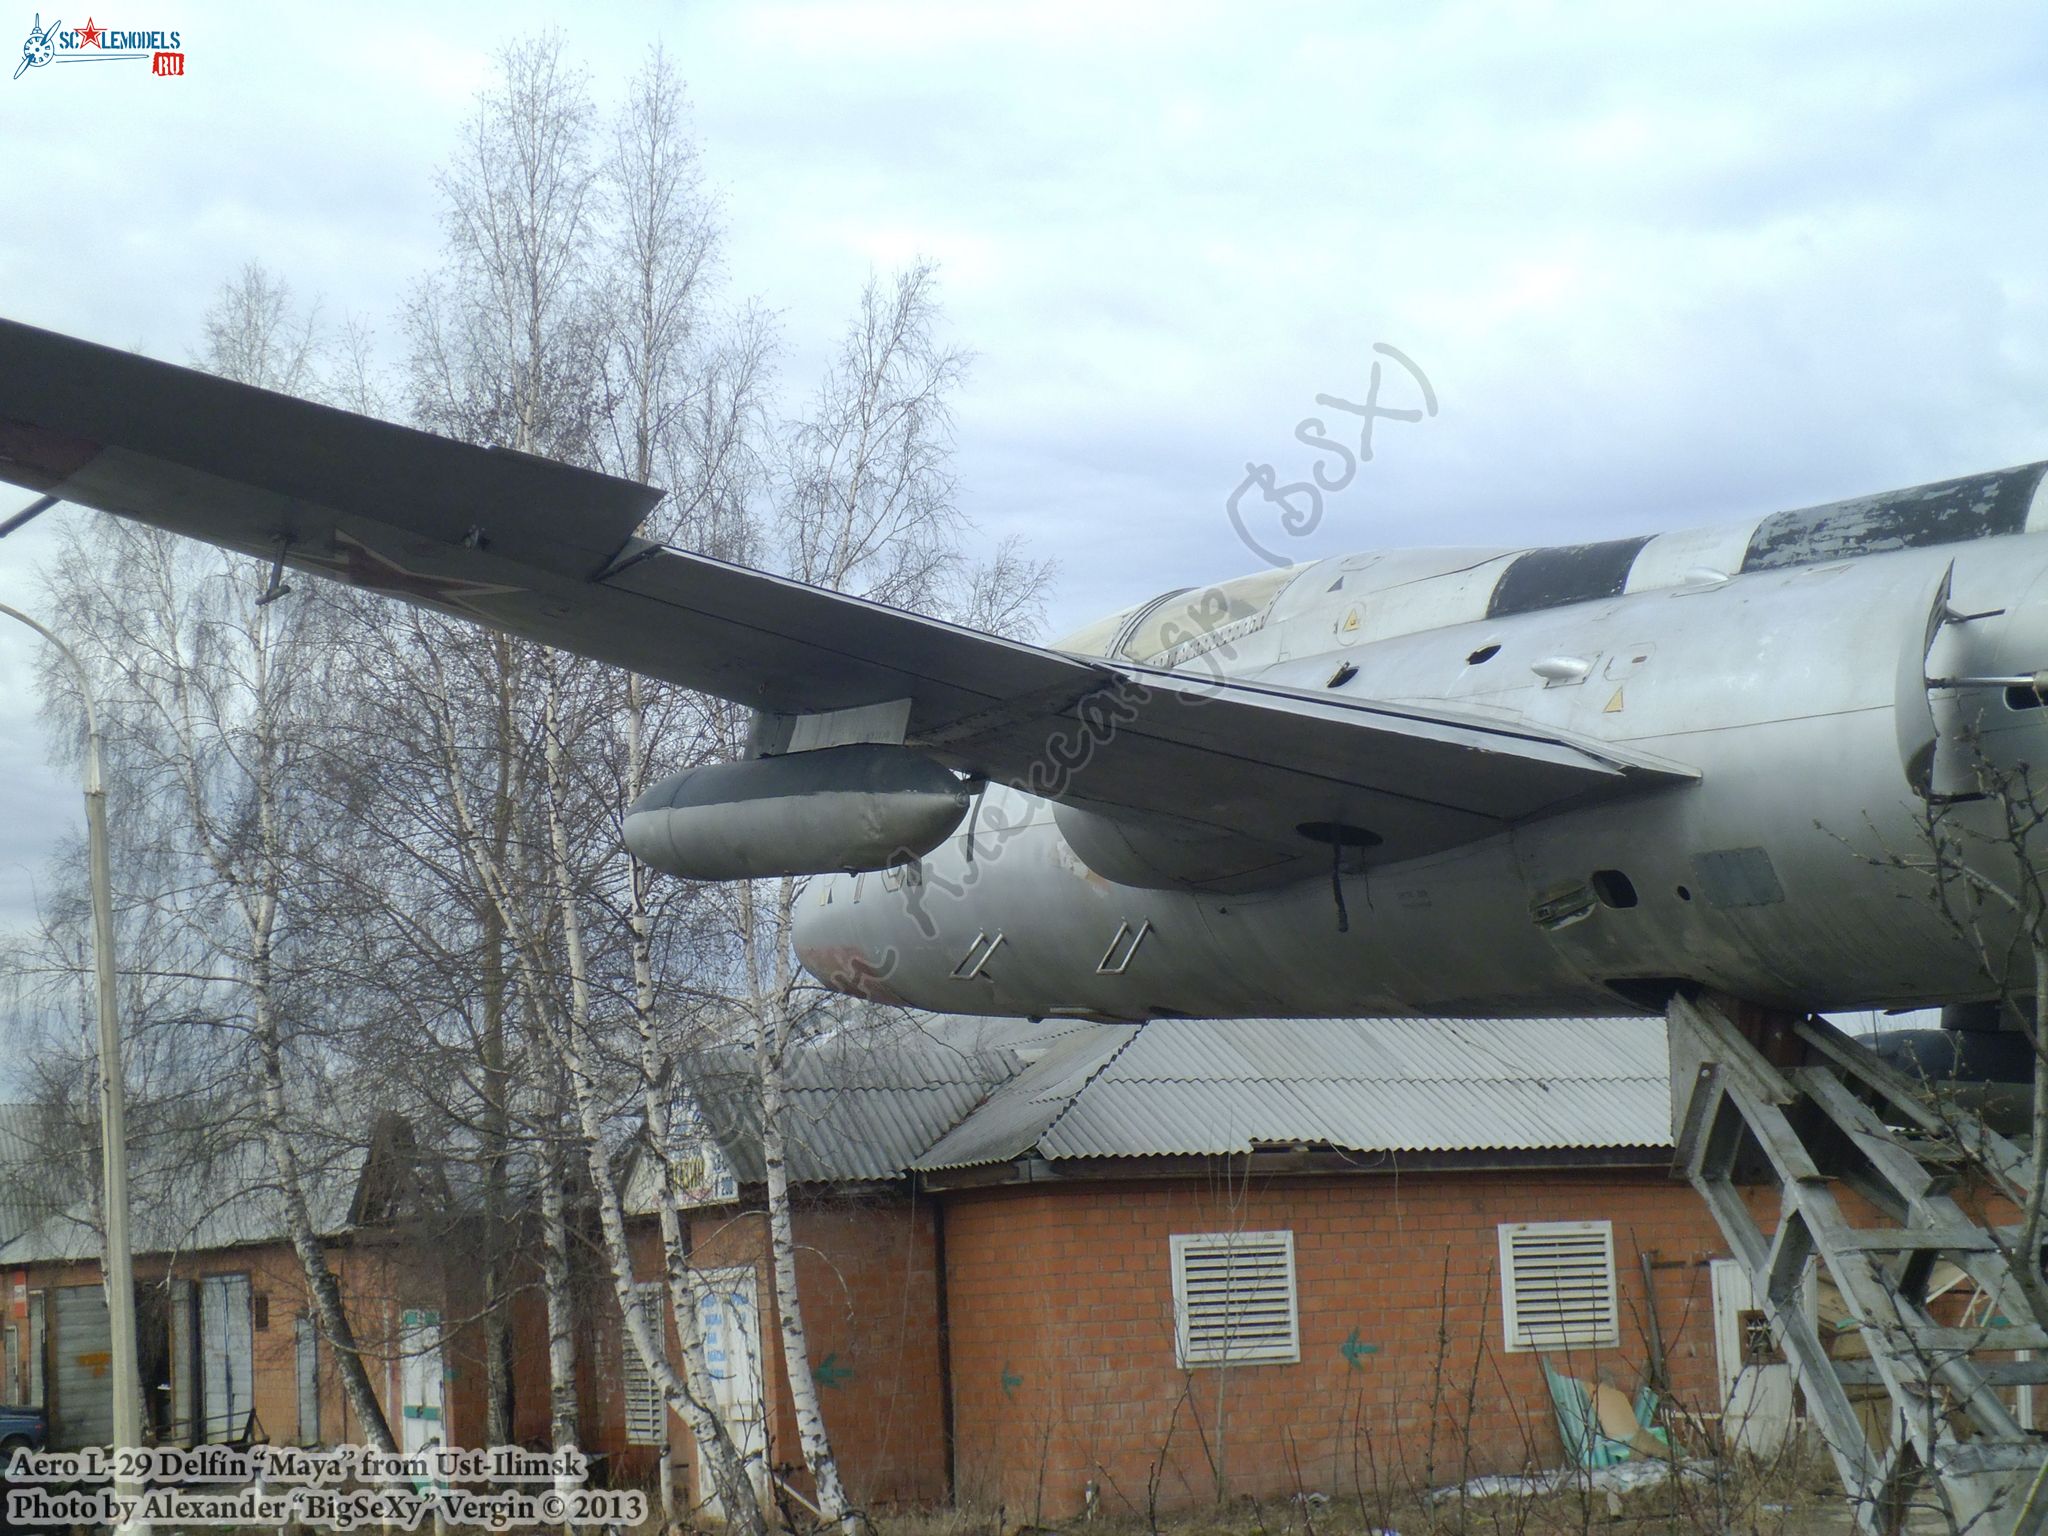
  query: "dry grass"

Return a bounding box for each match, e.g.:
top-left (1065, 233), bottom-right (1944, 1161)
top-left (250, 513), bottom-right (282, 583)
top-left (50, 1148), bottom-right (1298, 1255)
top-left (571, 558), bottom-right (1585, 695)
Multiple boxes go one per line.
top-left (855, 1445), bottom-right (1869, 1536)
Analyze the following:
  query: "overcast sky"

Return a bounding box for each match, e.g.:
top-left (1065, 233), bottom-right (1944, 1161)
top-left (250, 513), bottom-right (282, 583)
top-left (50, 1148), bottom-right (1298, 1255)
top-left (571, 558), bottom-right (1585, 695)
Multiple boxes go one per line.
top-left (2, 0), bottom-right (2046, 949)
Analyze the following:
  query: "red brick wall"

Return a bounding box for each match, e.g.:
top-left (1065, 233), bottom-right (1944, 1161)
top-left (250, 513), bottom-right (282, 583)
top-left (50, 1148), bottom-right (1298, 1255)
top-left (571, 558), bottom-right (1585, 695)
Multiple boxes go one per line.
top-left (781, 1198), bottom-right (949, 1505)
top-left (564, 1195), bottom-right (951, 1509)
top-left (12, 1241), bottom-right (453, 1452)
top-left (509, 1239), bottom-right (611, 1454)
top-left (507, 1243), bottom-right (552, 1450)
top-left (940, 1169), bottom-right (1734, 1517)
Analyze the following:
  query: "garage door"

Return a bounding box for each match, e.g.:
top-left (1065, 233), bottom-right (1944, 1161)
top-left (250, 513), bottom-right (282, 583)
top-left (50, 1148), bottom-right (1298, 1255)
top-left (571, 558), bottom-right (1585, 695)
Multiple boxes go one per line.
top-left (199, 1274), bottom-right (253, 1443)
top-left (51, 1286), bottom-right (112, 1450)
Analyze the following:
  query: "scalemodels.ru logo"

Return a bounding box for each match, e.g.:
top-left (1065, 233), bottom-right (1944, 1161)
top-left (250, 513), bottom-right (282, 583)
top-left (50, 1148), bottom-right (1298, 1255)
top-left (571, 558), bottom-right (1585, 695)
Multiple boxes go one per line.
top-left (14, 13), bottom-right (185, 79)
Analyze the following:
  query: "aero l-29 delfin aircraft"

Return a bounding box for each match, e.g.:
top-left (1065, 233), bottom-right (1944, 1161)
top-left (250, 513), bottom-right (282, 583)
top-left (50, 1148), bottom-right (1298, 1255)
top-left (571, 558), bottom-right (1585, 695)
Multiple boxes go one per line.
top-left (4, 317), bottom-right (2046, 1026)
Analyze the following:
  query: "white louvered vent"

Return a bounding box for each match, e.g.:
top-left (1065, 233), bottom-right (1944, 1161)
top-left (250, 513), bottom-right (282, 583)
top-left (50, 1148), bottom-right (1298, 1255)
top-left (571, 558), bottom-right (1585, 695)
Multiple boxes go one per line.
top-left (1498, 1220), bottom-right (1619, 1352)
top-left (1170, 1230), bottom-right (1300, 1368)
top-left (622, 1283), bottom-right (666, 1445)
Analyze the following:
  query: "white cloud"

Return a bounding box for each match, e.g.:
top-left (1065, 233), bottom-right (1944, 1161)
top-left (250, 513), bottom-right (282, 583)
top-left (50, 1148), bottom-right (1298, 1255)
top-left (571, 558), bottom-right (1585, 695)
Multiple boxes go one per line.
top-left (1, 0), bottom-right (2045, 929)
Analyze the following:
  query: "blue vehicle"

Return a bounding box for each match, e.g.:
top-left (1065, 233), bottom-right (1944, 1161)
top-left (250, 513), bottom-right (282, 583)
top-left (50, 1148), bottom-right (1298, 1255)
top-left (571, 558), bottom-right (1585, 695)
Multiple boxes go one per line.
top-left (0, 1403), bottom-right (45, 1458)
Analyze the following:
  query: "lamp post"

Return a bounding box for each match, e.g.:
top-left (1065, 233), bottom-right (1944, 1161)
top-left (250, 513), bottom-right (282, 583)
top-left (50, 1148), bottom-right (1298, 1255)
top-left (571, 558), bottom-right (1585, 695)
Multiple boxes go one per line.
top-left (0, 601), bottom-right (142, 1463)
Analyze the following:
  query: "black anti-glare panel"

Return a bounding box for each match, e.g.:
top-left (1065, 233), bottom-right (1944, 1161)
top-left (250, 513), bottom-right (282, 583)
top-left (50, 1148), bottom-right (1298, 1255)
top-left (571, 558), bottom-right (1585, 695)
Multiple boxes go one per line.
top-left (1485, 535), bottom-right (1653, 620)
top-left (1742, 462), bottom-right (2048, 573)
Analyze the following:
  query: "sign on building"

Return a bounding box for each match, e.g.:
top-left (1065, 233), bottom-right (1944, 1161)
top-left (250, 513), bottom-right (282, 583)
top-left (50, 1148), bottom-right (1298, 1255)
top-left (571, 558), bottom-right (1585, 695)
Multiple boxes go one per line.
top-left (671, 1140), bottom-right (739, 1208)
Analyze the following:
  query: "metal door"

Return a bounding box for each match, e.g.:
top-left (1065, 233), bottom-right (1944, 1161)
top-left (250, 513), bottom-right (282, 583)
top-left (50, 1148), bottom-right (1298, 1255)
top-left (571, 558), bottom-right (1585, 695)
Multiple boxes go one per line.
top-left (1711, 1258), bottom-right (1796, 1454)
top-left (168, 1278), bottom-right (193, 1443)
top-left (26, 1291), bottom-right (43, 1407)
top-left (399, 1309), bottom-right (443, 1457)
top-left (198, 1274), bottom-right (253, 1443)
top-left (295, 1314), bottom-right (319, 1444)
top-left (694, 1268), bottom-right (767, 1509)
top-left (51, 1285), bottom-right (111, 1449)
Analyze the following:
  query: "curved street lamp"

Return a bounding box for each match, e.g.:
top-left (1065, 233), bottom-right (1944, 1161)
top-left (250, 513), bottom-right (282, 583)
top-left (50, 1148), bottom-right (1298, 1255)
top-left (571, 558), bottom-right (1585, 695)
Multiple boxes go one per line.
top-left (0, 600), bottom-right (141, 1467)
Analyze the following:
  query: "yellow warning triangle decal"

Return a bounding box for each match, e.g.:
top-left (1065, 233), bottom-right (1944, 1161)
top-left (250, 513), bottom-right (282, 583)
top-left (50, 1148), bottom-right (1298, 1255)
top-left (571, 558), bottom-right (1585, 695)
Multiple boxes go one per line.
top-left (1604, 687), bottom-right (1624, 713)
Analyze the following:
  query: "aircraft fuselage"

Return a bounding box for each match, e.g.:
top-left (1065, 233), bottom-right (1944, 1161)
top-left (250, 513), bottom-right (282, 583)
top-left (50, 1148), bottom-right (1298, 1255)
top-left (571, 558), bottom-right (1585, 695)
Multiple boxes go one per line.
top-left (795, 509), bottom-right (2048, 1021)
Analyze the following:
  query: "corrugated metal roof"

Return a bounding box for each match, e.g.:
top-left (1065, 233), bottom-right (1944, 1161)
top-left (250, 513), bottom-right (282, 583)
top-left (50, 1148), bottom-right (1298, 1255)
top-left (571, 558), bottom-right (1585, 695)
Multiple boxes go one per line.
top-left (914, 1026), bottom-right (1139, 1171)
top-left (0, 1131), bottom-right (370, 1266)
top-left (917, 1017), bottom-right (1670, 1169)
top-left (0, 1102), bottom-right (81, 1245)
top-left (685, 1035), bottom-right (1033, 1186)
top-left (4, 1017), bottom-right (1677, 1251)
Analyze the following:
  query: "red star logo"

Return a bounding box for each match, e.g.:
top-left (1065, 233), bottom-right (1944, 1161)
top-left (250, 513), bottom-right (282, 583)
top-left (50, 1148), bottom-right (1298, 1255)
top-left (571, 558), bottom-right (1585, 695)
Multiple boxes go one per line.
top-left (299, 531), bottom-right (526, 617)
top-left (75, 17), bottom-right (102, 46)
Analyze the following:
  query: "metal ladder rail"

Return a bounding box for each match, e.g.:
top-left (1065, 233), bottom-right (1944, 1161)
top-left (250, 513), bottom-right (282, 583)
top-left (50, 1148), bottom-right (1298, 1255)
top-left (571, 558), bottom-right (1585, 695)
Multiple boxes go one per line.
top-left (1680, 1023), bottom-right (2020, 1533)
top-left (1671, 995), bottom-right (2048, 1535)
top-left (1792, 1067), bottom-right (2044, 1530)
top-left (1788, 1014), bottom-right (2036, 1211)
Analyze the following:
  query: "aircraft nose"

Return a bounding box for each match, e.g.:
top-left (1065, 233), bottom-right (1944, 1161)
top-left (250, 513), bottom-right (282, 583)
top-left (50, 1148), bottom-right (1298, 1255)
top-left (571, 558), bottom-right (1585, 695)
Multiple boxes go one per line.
top-left (791, 875), bottom-right (838, 960)
top-left (792, 875), bottom-right (908, 1004)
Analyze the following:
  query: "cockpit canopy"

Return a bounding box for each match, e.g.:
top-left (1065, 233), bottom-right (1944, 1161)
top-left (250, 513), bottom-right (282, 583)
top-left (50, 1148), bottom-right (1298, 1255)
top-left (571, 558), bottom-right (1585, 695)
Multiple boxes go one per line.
top-left (1054, 566), bottom-right (1302, 667)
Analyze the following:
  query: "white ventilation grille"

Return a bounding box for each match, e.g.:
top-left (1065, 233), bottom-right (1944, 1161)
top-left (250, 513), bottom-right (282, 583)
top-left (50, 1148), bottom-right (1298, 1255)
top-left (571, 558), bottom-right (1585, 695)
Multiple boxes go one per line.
top-left (1170, 1230), bottom-right (1300, 1367)
top-left (622, 1283), bottom-right (667, 1445)
top-left (1498, 1220), bottom-right (1619, 1352)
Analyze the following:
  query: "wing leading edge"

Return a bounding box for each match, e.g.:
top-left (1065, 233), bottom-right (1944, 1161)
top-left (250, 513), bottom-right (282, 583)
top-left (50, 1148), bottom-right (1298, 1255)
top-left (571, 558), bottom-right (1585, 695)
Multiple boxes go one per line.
top-left (0, 316), bottom-right (1695, 886)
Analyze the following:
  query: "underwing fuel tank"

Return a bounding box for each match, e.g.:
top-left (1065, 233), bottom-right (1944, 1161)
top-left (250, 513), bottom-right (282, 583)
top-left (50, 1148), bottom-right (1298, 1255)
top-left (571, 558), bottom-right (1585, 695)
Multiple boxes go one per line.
top-left (623, 744), bottom-right (970, 881)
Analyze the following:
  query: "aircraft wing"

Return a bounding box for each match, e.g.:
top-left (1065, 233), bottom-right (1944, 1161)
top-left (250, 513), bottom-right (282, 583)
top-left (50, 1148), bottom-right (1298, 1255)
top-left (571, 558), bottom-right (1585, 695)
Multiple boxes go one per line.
top-left (0, 317), bottom-right (1695, 886)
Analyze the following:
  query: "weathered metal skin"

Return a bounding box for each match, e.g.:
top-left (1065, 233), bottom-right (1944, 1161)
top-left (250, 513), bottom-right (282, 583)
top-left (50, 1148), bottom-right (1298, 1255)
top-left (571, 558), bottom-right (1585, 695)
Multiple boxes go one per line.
top-left (624, 744), bottom-right (969, 881)
top-left (17, 320), bottom-right (2048, 1029)
top-left (795, 473), bottom-right (2048, 1023)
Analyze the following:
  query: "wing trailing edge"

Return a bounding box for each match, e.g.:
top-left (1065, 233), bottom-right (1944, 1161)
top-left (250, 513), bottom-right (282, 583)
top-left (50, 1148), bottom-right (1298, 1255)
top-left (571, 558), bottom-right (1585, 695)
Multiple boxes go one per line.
top-left (0, 315), bottom-right (1695, 887)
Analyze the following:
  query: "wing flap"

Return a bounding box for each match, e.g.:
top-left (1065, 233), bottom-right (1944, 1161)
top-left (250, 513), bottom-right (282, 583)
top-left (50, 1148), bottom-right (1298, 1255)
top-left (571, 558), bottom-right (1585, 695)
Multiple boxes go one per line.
top-left (929, 663), bottom-right (1693, 884)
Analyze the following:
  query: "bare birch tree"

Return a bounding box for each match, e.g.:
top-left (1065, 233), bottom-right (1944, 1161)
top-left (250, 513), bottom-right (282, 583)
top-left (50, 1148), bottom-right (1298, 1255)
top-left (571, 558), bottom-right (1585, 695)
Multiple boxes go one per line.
top-left (34, 262), bottom-right (399, 1446)
top-left (23, 268), bottom-right (399, 1458)
top-left (389, 46), bottom-right (777, 1506)
top-left (673, 261), bottom-right (1054, 1529)
top-left (579, 47), bottom-right (776, 1527)
top-left (536, 657), bottom-right (768, 1532)
top-left (398, 30), bottom-right (607, 1451)
top-left (5, 40), bottom-right (1055, 1518)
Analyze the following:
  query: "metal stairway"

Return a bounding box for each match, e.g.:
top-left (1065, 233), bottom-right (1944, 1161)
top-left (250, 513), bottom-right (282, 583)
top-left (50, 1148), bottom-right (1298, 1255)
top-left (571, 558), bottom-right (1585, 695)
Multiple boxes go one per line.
top-left (1670, 994), bottom-right (2048, 1535)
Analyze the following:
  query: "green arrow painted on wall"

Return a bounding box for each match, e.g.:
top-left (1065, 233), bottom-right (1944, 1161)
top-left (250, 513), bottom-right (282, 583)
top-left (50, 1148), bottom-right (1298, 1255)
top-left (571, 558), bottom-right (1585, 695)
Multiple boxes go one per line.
top-left (1341, 1329), bottom-right (1379, 1369)
top-left (814, 1353), bottom-right (852, 1389)
top-left (1001, 1364), bottom-right (1023, 1397)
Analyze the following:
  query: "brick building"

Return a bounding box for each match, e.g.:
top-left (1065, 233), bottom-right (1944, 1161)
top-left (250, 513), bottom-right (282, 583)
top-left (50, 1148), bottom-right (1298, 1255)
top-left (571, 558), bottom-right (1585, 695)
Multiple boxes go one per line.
top-left (583, 1015), bottom-right (1741, 1518)
top-left (935, 1170), bottom-right (1723, 1515)
top-left (0, 1114), bottom-right (482, 1454)
top-left (575, 1033), bottom-right (1028, 1509)
top-left (917, 1018), bottom-right (1729, 1515)
top-left (0, 1016), bottom-right (1750, 1519)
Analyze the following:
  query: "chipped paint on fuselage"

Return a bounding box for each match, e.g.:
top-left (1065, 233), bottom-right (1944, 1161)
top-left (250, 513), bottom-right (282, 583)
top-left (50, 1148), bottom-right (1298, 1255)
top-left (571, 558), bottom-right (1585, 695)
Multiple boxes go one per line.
top-left (795, 462), bottom-right (2048, 1020)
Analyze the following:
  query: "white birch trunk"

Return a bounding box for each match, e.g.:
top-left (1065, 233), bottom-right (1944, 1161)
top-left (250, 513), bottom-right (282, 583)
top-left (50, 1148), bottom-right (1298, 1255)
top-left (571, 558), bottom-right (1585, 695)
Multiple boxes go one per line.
top-left (539, 682), bottom-right (767, 1533)
top-left (758, 1043), bottom-right (855, 1525)
top-left (480, 660), bottom-right (519, 1447)
top-left (622, 676), bottom-right (768, 1524)
top-left (740, 878), bottom-right (855, 1528)
top-left (252, 974), bottom-right (398, 1450)
top-left (539, 1133), bottom-right (581, 1454)
top-left (167, 589), bottom-right (398, 1451)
